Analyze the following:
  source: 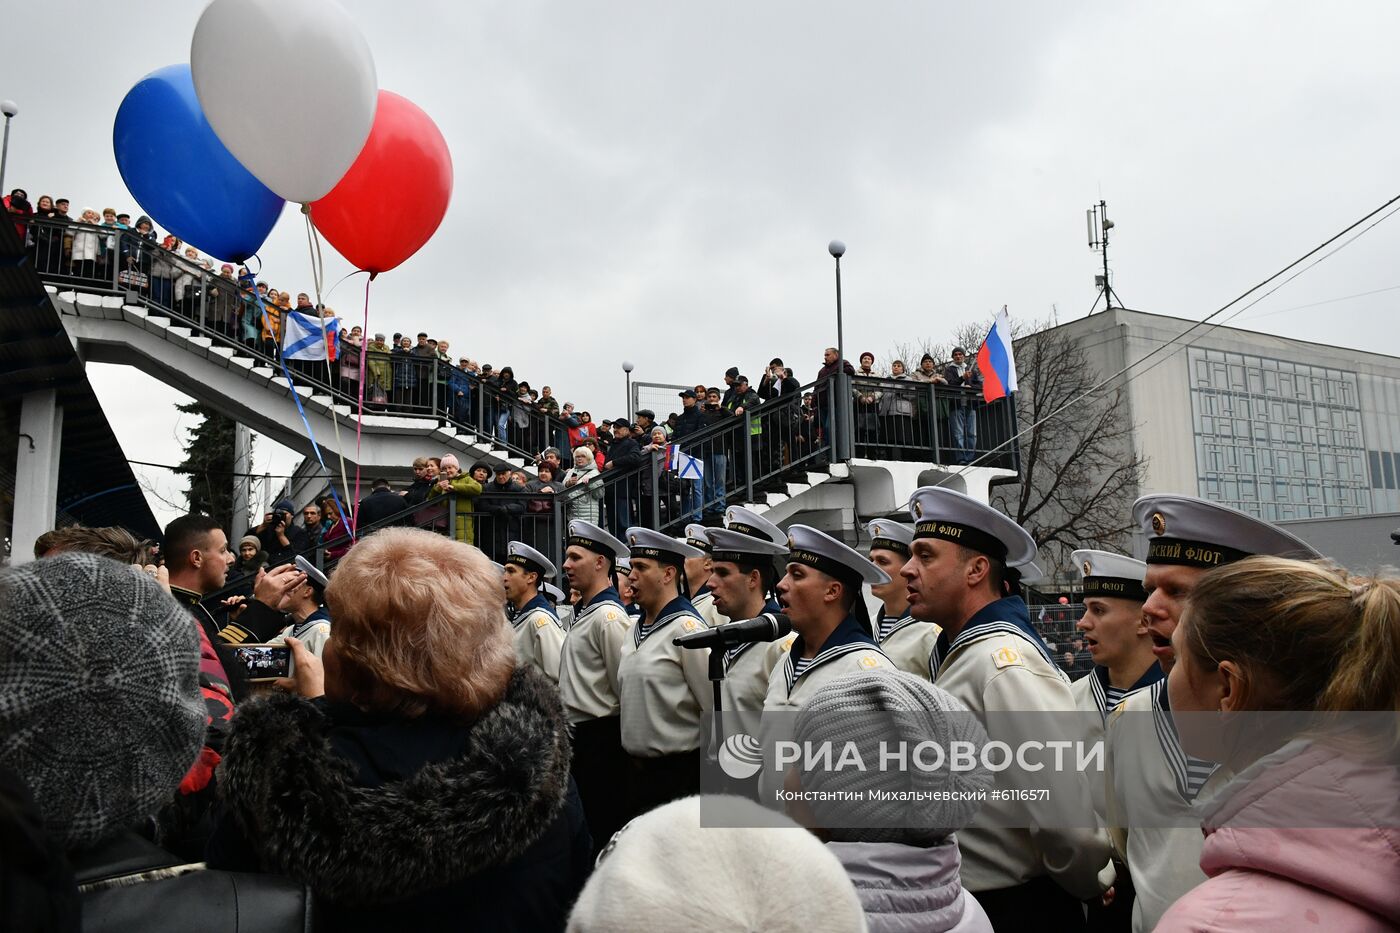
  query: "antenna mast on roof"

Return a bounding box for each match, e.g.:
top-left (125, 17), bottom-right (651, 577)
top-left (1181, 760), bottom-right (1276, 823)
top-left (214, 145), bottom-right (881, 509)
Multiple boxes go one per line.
top-left (1086, 200), bottom-right (1121, 314)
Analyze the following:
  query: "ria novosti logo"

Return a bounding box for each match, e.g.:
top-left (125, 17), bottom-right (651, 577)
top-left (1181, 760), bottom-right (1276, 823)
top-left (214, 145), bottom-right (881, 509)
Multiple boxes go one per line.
top-left (718, 732), bottom-right (764, 779)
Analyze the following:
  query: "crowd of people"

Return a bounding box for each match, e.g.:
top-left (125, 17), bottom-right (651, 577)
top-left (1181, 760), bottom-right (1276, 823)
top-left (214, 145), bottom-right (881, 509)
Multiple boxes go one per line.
top-left (4, 483), bottom-right (1396, 932)
top-left (11, 185), bottom-right (994, 478)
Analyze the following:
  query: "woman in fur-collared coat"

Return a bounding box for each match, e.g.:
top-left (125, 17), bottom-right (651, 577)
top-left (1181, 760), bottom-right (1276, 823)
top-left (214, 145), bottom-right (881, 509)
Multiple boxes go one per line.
top-left (208, 528), bottom-right (593, 932)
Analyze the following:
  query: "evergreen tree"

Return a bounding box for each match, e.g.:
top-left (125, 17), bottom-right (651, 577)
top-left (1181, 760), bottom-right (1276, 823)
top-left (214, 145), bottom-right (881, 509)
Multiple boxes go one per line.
top-left (176, 402), bottom-right (237, 529)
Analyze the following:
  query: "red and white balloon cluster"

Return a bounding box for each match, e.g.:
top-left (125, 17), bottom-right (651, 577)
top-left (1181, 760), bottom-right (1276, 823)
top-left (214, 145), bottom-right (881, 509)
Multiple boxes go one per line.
top-left (191, 0), bottom-right (452, 275)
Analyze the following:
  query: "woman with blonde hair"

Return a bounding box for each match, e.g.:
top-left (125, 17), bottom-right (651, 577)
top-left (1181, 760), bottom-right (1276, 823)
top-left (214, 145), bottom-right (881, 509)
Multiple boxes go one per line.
top-left (1157, 556), bottom-right (1400, 931)
top-left (209, 528), bottom-right (590, 931)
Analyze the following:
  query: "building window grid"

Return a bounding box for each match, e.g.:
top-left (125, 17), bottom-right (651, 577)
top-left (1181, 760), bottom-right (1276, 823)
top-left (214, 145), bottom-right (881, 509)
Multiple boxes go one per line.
top-left (1189, 349), bottom-right (1370, 521)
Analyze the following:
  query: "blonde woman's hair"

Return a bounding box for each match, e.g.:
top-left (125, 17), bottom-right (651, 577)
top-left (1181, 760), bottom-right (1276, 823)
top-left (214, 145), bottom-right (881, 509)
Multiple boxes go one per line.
top-left (326, 527), bottom-right (516, 719)
top-left (1184, 556), bottom-right (1400, 745)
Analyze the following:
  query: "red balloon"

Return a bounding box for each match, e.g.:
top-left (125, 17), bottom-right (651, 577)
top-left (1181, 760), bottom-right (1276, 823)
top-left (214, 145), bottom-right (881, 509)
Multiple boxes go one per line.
top-left (310, 90), bottom-right (452, 274)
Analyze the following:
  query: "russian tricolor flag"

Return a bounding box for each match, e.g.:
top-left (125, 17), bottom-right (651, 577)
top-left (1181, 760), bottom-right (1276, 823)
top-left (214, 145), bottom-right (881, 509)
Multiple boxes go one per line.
top-left (976, 306), bottom-right (1017, 403)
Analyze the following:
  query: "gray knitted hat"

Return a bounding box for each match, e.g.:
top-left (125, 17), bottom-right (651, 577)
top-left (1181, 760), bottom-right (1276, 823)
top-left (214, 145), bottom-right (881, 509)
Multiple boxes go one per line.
top-left (0, 554), bottom-right (206, 849)
top-left (794, 668), bottom-right (993, 846)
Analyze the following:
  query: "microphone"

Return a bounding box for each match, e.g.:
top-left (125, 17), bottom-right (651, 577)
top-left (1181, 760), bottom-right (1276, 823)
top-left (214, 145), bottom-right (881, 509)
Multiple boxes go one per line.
top-left (674, 612), bottom-right (791, 649)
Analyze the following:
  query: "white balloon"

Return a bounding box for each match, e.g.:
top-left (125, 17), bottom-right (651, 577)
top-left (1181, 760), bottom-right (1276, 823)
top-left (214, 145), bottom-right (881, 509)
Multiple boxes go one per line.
top-left (191, 0), bottom-right (377, 203)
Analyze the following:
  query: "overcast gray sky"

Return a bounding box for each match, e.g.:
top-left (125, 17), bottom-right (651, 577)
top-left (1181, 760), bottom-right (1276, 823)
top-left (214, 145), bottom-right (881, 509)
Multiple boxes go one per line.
top-left (10, 1), bottom-right (1400, 525)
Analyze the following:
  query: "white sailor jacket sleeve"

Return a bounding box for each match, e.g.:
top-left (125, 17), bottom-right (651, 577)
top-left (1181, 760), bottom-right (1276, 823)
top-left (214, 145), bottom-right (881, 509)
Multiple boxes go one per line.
top-left (982, 665), bottom-right (1113, 900)
top-left (598, 612), bottom-right (631, 698)
top-left (679, 639), bottom-right (713, 713)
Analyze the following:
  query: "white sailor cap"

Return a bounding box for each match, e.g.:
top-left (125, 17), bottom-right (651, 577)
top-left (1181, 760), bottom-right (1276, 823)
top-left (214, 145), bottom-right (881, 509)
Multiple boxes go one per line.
top-left (488, 560), bottom-right (505, 577)
top-left (506, 541), bottom-right (557, 579)
top-left (683, 523), bottom-right (712, 553)
top-left (626, 526), bottom-right (704, 566)
top-left (785, 524), bottom-right (890, 586)
top-left (566, 519), bottom-right (629, 560)
top-left (1133, 494), bottom-right (1322, 569)
top-left (542, 581), bottom-right (566, 603)
top-left (706, 526), bottom-right (789, 563)
top-left (616, 557), bottom-right (632, 574)
top-left (865, 519), bottom-right (914, 557)
top-left (1007, 560), bottom-right (1043, 586)
top-left (1072, 549), bottom-right (1146, 601)
top-left (725, 505), bottom-right (786, 546)
top-left (906, 486), bottom-right (1036, 566)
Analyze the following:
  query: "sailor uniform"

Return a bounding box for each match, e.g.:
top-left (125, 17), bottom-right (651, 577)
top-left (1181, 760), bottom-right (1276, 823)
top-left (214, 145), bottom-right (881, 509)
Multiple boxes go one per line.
top-left (1096, 495), bottom-right (1320, 931)
top-left (1105, 682), bottom-right (1229, 933)
top-left (690, 584), bottom-right (726, 630)
top-left (718, 598), bottom-right (792, 738)
top-left (511, 592), bottom-right (565, 683)
top-left (1071, 664), bottom-right (1162, 821)
top-left (875, 608), bottom-right (941, 679)
top-left (271, 607), bottom-right (332, 657)
top-left (758, 614), bottom-right (890, 801)
top-left (616, 529), bottom-right (712, 817)
top-left (619, 594), bottom-right (712, 757)
top-left (930, 597), bottom-right (1111, 905)
top-left (558, 585), bottom-right (632, 851)
top-left (906, 487), bottom-right (1110, 925)
top-left (863, 519), bottom-right (939, 679)
top-left (558, 587), bottom-right (632, 722)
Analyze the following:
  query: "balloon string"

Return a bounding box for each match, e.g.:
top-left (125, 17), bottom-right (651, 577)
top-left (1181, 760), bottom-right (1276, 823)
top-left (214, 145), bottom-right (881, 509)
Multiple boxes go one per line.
top-left (352, 274), bottom-right (373, 534)
top-left (239, 268), bottom-right (352, 535)
top-left (303, 209), bottom-right (356, 541)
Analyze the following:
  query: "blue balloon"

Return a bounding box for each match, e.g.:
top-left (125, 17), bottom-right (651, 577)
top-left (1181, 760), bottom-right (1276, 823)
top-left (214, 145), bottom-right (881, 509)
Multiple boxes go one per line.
top-left (113, 64), bottom-right (283, 262)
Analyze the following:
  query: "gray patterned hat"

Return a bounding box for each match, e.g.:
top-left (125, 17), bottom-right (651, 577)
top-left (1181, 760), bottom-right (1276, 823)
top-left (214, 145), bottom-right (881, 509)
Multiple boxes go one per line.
top-left (794, 668), bottom-right (992, 846)
top-left (0, 554), bottom-right (206, 848)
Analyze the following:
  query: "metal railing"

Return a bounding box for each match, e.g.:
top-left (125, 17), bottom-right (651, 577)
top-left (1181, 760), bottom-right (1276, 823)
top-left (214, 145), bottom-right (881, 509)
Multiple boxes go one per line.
top-left (850, 374), bottom-right (1019, 470)
top-left (29, 217), bottom-right (1026, 591)
top-left (1029, 602), bottom-right (1094, 681)
top-left (25, 218), bottom-right (565, 463)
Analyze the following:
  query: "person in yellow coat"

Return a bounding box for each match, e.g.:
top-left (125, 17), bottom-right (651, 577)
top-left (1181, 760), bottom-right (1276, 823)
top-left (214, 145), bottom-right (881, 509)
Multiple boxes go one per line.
top-left (434, 455), bottom-right (480, 544)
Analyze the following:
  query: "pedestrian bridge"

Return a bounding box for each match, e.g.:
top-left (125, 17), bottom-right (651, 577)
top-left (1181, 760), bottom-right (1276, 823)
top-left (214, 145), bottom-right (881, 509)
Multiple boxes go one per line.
top-left (30, 217), bottom-right (1019, 563)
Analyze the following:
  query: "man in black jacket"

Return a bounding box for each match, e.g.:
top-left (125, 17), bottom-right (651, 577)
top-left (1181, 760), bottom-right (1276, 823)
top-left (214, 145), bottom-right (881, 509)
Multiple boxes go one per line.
top-left (480, 464), bottom-right (526, 560)
top-left (674, 389), bottom-right (704, 437)
top-left (357, 479), bottom-right (407, 529)
top-left (814, 347), bottom-right (855, 456)
top-left (601, 419), bottom-right (644, 536)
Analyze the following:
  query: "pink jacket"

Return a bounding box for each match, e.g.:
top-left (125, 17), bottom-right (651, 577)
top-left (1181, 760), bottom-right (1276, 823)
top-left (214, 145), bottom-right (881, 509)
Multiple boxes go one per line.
top-left (1156, 740), bottom-right (1400, 932)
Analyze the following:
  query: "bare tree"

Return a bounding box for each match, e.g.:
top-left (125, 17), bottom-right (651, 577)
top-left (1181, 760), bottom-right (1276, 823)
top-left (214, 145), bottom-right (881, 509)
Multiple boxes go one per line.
top-left (989, 318), bottom-right (1147, 579)
top-left (885, 318), bottom-right (993, 372)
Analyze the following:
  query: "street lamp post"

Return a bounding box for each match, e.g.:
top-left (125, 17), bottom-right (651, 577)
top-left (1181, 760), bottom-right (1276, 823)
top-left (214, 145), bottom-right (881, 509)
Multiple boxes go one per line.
top-left (0, 101), bottom-right (17, 197)
top-left (622, 360), bottom-right (634, 422)
top-left (828, 240), bottom-right (846, 365)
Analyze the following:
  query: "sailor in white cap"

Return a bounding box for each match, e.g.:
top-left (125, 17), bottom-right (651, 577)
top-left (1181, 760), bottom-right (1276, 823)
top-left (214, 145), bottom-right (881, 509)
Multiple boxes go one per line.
top-left (541, 580), bottom-right (570, 626)
top-left (1070, 549), bottom-right (1160, 730)
top-left (725, 504), bottom-right (786, 546)
top-left (864, 518), bottom-right (940, 679)
top-left (705, 526), bottom-right (792, 736)
top-left (617, 527), bottom-right (711, 815)
top-left (614, 557), bottom-right (640, 619)
top-left (1104, 494), bottom-right (1323, 933)
top-left (758, 525), bottom-right (890, 799)
top-left (900, 486), bottom-right (1110, 928)
top-left (682, 524), bottom-right (726, 630)
top-left (503, 541), bottom-right (566, 683)
top-left (556, 518), bottom-right (633, 850)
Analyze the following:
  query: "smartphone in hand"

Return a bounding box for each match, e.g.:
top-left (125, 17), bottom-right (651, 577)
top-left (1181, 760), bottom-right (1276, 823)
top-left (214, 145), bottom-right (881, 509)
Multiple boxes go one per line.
top-left (231, 643), bottom-right (294, 682)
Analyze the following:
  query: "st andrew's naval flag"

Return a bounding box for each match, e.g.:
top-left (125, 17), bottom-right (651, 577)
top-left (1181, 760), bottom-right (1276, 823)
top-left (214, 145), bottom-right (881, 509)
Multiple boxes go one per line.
top-left (665, 444), bottom-right (704, 481)
top-left (976, 306), bottom-right (1017, 403)
top-left (282, 310), bottom-right (339, 362)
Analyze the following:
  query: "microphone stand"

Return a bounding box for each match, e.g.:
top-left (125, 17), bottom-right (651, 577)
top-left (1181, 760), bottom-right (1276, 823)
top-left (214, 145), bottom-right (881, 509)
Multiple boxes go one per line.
top-left (707, 648), bottom-right (726, 762)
